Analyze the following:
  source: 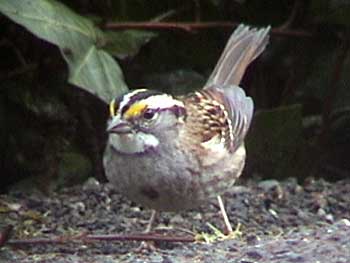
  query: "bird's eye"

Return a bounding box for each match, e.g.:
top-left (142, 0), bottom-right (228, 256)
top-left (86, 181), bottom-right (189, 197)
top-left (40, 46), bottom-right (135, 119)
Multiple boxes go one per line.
top-left (143, 109), bottom-right (156, 120)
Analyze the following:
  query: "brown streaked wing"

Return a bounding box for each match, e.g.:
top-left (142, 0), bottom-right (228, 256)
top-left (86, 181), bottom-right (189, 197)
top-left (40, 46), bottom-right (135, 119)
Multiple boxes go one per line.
top-left (181, 90), bottom-right (233, 152)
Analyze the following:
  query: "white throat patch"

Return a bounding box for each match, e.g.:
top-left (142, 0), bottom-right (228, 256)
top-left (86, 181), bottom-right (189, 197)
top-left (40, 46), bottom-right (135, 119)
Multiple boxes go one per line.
top-left (109, 131), bottom-right (159, 154)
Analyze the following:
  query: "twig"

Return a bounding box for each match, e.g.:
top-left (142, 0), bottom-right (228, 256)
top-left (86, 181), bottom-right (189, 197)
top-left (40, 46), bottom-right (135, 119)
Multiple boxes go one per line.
top-left (103, 22), bottom-right (314, 38)
top-left (6, 233), bottom-right (195, 247)
top-left (85, 233), bottom-right (194, 243)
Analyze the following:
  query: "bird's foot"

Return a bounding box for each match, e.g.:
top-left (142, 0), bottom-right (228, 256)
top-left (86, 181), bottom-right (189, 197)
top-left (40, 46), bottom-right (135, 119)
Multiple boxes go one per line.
top-left (195, 222), bottom-right (242, 243)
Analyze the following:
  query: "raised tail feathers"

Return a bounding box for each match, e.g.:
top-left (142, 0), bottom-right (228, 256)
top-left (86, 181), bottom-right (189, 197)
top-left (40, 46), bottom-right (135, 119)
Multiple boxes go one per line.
top-left (206, 24), bottom-right (270, 87)
top-left (203, 24), bottom-right (270, 151)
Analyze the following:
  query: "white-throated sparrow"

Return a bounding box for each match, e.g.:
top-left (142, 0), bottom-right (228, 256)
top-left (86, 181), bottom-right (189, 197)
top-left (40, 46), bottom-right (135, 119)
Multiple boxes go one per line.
top-left (104, 24), bottom-right (270, 231)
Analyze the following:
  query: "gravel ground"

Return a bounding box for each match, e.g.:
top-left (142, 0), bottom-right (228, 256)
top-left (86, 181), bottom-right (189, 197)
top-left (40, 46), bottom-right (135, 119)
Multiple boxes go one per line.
top-left (0, 176), bottom-right (349, 262)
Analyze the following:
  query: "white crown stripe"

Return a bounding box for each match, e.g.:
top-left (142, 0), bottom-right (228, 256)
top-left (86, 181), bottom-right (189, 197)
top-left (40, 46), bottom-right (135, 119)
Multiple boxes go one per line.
top-left (141, 94), bottom-right (185, 109)
top-left (118, 89), bottom-right (148, 115)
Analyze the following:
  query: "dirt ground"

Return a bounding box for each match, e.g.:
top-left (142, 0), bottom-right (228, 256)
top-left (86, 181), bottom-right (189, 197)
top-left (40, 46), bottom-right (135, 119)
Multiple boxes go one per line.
top-left (1, 176), bottom-right (349, 262)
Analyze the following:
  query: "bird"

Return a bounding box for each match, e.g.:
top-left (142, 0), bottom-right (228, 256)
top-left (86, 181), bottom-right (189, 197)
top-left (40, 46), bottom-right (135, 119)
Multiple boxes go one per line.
top-left (103, 24), bottom-right (270, 234)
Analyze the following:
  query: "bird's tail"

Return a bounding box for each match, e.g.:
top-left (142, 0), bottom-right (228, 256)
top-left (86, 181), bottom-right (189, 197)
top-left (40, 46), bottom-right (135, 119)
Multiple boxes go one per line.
top-left (206, 24), bottom-right (270, 87)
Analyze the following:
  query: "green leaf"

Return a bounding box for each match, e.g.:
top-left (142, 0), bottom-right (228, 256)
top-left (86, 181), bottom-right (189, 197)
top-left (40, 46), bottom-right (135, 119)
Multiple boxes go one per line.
top-left (104, 30), bottom-right (157, 59)
top-left (0, 0), bottom-right (128, 103)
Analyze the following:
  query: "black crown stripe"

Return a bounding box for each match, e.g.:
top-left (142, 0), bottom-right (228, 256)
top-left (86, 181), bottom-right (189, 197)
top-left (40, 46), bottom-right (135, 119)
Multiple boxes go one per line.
top-left (120, 89), bottom-right (164, 116)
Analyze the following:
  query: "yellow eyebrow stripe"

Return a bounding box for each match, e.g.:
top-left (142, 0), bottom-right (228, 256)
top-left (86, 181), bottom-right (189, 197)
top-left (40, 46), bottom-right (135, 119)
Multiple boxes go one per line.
top-left (109, 99), bottom-right (116, 116)
top-left (124, 102), bottom-right (147, 119)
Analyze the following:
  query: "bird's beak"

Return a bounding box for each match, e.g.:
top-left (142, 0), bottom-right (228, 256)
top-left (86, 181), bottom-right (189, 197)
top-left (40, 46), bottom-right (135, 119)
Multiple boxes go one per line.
top-left (106, 116), bottom-right (132, 134)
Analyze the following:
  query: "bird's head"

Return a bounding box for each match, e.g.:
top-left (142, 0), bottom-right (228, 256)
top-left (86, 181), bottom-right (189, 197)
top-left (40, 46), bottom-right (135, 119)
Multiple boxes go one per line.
top-left (106, 89), bottom-right (186, 154)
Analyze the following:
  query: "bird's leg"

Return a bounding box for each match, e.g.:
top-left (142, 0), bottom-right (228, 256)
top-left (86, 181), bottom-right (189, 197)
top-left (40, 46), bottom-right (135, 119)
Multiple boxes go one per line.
top-left (137, 210), bottom-right (158, 252)
top-left (216, 195), bottom-right (242, 239)
top-left (144, 210), bottom-right (157, 233)
top-left (217, 195), bottom-right (233, 233)
top-left (195, 196), bottom-right (241, 243)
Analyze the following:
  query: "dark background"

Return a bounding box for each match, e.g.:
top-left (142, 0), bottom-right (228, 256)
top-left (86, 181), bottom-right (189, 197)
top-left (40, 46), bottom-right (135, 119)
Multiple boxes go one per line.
top-left (1, 0), bottom-right (350, 193)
